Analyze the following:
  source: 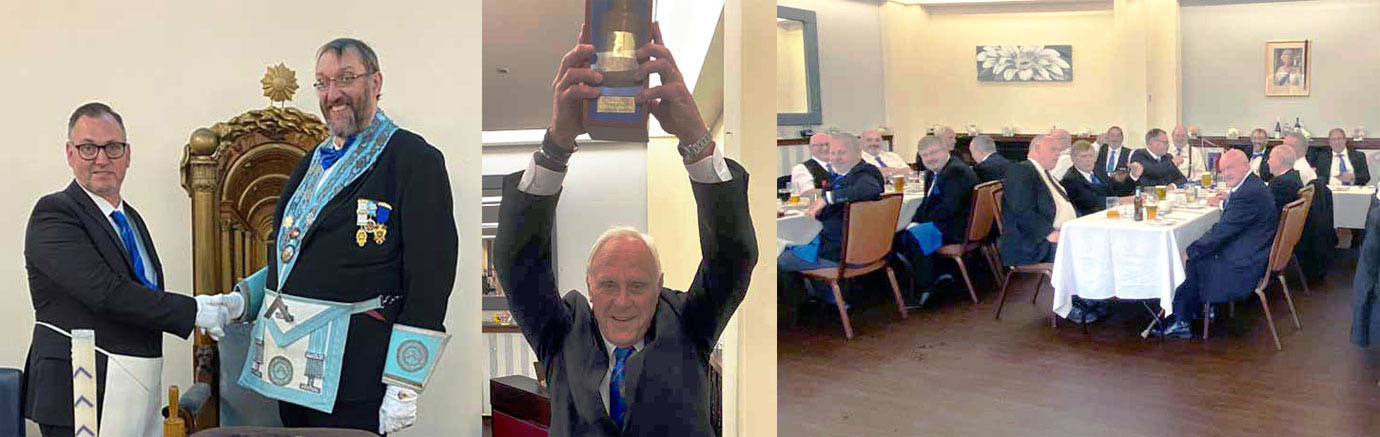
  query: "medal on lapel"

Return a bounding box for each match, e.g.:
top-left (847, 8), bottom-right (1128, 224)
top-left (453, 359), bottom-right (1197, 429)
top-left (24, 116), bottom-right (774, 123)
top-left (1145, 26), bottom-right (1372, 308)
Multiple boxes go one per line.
top-left (356, 200), bottom-right (370, 247)
top-left (373, 202), bottom-right (392, 245)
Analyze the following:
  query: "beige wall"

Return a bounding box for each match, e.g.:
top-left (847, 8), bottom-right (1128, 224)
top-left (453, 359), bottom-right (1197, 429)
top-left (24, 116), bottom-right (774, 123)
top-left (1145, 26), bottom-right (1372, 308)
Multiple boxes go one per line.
top-left (0, 1), bottom-right (481, 434)
top-left (881, 1), bottom-right (1182, 159)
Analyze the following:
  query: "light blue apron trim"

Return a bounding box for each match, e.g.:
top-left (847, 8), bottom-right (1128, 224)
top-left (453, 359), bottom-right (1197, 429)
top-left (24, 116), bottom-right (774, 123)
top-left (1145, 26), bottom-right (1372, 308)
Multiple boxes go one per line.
top-left (382, 325), bottom-right (451, 392)
top-left (275, 111), bottom-right (399, 292)
top-left (239, 290), bottom-right (382, 413)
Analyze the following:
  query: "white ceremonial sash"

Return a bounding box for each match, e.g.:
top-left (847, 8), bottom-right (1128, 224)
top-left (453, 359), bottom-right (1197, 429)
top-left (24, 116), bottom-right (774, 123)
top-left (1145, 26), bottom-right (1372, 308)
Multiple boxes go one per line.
top-left (38, 322), bottom-right (163, 437)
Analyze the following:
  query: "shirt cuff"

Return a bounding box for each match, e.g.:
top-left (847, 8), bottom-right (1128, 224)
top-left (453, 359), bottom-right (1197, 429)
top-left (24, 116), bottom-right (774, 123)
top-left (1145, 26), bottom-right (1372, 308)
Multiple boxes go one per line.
top-left (684, 142), bottom-right (732, 184)
top-left (825, 191), bottom-right (835, 205)
top-left (518, 155), bottom-right (566, 196)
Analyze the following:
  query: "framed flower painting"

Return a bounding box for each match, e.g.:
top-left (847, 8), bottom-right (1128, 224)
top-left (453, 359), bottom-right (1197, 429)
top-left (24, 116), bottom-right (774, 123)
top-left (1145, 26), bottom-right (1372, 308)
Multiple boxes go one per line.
top-left (976, 45), bottom-right (1073, 82)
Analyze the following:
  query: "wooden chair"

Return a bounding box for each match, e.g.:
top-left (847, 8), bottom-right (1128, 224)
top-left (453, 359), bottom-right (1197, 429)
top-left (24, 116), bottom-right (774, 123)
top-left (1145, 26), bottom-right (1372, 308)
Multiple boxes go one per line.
top-left (1204, 197), bottom-right (1307, 350)
top-left (802, 193), bottom-right (908, 339)
top-left (934, 181), bottom-right (1003, 304)
top-left (990, 188), bottom-right (1054, 320)
top-left (1290, 184), bottom-right (1315, 295)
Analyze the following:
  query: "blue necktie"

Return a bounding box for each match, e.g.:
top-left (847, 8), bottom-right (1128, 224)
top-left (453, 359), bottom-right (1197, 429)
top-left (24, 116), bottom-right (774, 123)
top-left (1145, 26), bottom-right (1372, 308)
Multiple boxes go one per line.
top-left (1091, 173), bottom-right (1102, 186)
top-left (1338, 153), bottom-right (1348, 174)
top-left (875, 156), bottom-right (887, 168)
top-left (318, 136), bottom-right (356, 171)
top-left (609, 346), bottom-right (635, 428)
top-left (110, 211), bottom-right (154, 289)
top-left (1106, 149), bottom-right (1117, 174)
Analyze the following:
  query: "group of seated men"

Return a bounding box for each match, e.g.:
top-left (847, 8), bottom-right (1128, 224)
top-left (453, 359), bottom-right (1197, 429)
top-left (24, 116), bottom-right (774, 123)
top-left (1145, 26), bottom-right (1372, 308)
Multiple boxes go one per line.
top-left (780, 124), bottom-right (1369, 336)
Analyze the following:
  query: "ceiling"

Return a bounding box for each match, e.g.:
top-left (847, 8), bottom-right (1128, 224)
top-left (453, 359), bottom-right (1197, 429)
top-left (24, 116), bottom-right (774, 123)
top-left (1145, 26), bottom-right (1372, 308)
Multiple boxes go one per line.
top-left (483, 0), bottom-right (586, 131)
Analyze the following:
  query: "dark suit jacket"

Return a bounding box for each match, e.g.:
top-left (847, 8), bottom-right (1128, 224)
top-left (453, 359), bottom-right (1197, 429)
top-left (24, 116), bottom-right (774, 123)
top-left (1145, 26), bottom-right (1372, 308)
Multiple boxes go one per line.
top-left (22, 181), bottom-right (197, 426)
top-left (1184, 174), bottom-right (1278, 298)
top-left (912, 159), bottom-right (978, 244)
top-left (1060, 168), bottom-right (1113, 217)
top-left (818, 162), bottom-right (884, 262)
top-left (1130, 148), bottom-right (1187, 187)
top-left (800, 159), bottom-right (830, 190)
top-left (973, 153), bottom-right (1011, 183)
top-left (1267, 170), bottom-right (1302, 210)
top-left (267, 129), bottom-right (458, 402)
top-left (1310, 149), bottom-right (1370, 186)
top-left (494, 159), bottom-right (757, 436)
top-left (1094, 145), bottom-right (1136, 196)
top-left (1352, 196), bottom-right (1380, 348)
top-left (999, 161), bottom-right (1059, 266)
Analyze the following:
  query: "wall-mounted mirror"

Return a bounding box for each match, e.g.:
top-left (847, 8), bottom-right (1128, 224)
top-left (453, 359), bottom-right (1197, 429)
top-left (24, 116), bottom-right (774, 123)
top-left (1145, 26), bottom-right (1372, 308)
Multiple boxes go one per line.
top-left (777, 6), bottom-right (822, 126)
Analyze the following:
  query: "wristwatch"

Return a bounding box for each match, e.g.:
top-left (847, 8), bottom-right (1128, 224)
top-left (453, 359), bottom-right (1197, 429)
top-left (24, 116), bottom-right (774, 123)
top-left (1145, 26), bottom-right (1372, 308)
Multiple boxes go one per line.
top-left (678, 131), bottom-right (713, 163)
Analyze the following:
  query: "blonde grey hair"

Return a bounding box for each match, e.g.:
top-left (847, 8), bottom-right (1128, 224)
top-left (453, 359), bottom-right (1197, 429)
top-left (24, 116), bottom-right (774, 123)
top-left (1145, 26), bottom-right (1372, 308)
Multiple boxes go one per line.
top-left (970, 135), bottom-right (996, 156)
top-left (1285, 131), bottom-right (1310, 150)
top-left (833, 132), bottom-right (862, 154)
top-left (917, 135), bottom-right (943, 152)
top-left (586, 225), bottom-right (662, 276)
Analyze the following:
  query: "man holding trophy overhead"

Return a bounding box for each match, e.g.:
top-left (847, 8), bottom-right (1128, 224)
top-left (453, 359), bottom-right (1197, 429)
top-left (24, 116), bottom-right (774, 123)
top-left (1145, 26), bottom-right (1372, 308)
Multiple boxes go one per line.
top-left (220, 38), bottom-right (458, 434)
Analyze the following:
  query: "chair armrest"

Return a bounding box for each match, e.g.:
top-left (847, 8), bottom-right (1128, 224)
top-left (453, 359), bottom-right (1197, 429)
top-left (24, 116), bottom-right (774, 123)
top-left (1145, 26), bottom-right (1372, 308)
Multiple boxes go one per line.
top-left (162, 383), bottom-right (212, 424)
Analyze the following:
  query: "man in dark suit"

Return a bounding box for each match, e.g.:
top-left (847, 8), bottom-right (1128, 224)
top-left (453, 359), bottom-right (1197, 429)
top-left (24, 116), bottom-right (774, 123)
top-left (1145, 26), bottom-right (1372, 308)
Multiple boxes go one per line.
top-left (221, 38), bottom-right (458, 434)
top-left (23, 103), bottom-right (230, 437)
top-left (778, 133), bottom-right (885, 306)
top-left (492, 23), bottom-right (757, 435)
top-left (1093, 126), bottom-right (1135, 196)
top-left (1313, 127), bottom-right (1370, 186)
top-left (1244, 128), bottom-right (1272, 180)
top-left (1063, 140), bottom-right (1131, 217)
top-left (897, 135), bottom-right (979, 305)
top-left (1000, 135), bottom-right (1076, 267)
top-left (1157, 150), bottom-right (1278, 338)
top-left (971, 134), bottom-right (1010, 183)
top-left (1129, 128), bottom-right (1187, 187)
top-left (1266, 146), bottom-right (1302, 209)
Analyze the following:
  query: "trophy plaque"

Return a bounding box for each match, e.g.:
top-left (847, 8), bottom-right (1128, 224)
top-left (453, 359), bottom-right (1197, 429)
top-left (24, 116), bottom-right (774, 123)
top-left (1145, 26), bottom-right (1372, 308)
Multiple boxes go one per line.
top-left (584, 0), bottom-right (652, 142)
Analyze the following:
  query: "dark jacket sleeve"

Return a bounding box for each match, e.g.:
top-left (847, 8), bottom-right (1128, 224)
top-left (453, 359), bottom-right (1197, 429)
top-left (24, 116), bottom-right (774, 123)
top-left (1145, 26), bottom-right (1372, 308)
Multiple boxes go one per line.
top-left (1187, 185), bottom-right (1271, 260)
top-left (494, 170), bottom-right (572, 363)
top-left (827, 166), bottom-right (883, 205)
top-left (24, 196), bottom-right (196, 337)
top-left (1353, 150), bottom-right (1370, 186)
top-left (1006, 165), bottom-right (1054, 241)
top-left (682, 159), bottom-right (758, 350)
top-left (918, 164), bottom-right (977, 242)
top-left (1268, 179), bottom-right (1300, 210)
top-left (395, 145), bottom-right (458, 331)
top-left (1060, 170), bottom-right (1101, 217)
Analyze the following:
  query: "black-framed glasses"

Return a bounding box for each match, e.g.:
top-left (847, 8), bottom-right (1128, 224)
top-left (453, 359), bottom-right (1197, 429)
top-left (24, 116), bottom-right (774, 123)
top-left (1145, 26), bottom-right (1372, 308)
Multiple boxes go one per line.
top-left (313, 70), bottom-right (375, 92)
top-left (72, 142), bottom-right (128, 160)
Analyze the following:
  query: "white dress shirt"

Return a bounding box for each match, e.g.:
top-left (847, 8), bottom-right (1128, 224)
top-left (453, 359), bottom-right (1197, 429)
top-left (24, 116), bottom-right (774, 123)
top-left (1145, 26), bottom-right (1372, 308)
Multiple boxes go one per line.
top-left (1102, 145), bottom-right (1126, 174)
top-left (519, 140), bottom-right (733, 196)
top-left (790, 157), bottom-right (830, 194)
top-left (1030, 159), bottom-right (1077, 229)
top-left (864, 150), bottom-right (906, 170)
top-left (1294, 158), bottom-right (1317, 185)
top-left (1171, 143), bottom-right (1208, 178)
top-left (80, 185), bottom-right (158, 288)
top-left (1329, 150), bottom-right (1351, 186)
top-left (1051, 151), bottom-right (1074, 179)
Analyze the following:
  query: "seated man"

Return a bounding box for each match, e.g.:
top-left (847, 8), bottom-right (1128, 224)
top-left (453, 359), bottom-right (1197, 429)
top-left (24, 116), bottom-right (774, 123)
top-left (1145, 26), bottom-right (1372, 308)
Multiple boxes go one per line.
top-left (1094, 126), bottom-right (1135, 196)
top-left (1129, 128), bottom-right (1187, 187)
top-left (1171, 124), bottom-right (1209, 179)
top-left (1269, 132), bottom-right (1318, 184)
top-left (1156, 150), bottom-right (1278, 338)
top-left (1243, 127), bottom-right (1271, 179)
top-left (1313, 127), bottom-right (1370, 186)
top-left (862, 128), bottom-right (910, 178)
top-left (779, 133), bottom-right (884, 303)
top-left (1062, 140), bottom-right (1133, 217)
top-left (896, 135), bottom-right (978, 306)
top-left (790, 132), bottom-right (833, 194)
top-left (1266, 146), bottom-right (1302, 210)
top-left (914, 126), bottom-right (958, 173)
top-left (999, 135), bottom-right (1075, 266)
top-left (1048, 128), bottom-right (1075, 177)
top-left (971, 134), bottom-right (1010, 183)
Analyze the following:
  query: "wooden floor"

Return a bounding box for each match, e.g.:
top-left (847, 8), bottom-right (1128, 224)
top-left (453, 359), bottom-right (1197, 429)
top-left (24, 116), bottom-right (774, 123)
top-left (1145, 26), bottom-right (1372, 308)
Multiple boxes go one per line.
top-left (779, 248), bottom-right (1380, 436)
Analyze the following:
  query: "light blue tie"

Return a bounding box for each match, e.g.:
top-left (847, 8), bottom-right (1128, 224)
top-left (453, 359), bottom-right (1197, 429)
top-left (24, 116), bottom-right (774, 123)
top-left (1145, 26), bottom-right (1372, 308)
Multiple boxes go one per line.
top-left (109, 211), bottom-right (154, 289)
top-left (609, 346), bottom-right (634, 428)
top-left (1338, 153), bottom-right (1348, 174)
top-left (875, 156), bottom-right (887, 168)
top-left (1106, 149), bottom-right (1117, 174)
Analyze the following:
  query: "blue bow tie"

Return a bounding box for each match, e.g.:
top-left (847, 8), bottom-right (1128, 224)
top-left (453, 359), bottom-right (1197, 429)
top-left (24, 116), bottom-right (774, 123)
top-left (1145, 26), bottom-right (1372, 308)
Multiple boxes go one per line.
top-left (319, 136), bottom-right (356, 171)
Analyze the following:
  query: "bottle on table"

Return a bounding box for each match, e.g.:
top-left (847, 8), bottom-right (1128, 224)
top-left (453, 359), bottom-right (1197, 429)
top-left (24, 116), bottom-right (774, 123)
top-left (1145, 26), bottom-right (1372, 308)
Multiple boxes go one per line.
top-left (1134, 187), bottom-right (1145, 222)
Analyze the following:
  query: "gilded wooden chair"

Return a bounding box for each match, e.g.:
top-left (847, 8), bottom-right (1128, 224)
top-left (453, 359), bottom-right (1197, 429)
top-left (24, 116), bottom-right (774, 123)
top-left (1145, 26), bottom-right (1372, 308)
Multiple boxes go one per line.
top-left (801, 193), bottom-right (907, 339)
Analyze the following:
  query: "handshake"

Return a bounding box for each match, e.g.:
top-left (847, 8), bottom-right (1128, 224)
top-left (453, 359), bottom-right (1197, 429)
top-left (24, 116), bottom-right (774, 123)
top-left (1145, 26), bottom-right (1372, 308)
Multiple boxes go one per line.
top-left (193, 293), bottom-right (247, 341)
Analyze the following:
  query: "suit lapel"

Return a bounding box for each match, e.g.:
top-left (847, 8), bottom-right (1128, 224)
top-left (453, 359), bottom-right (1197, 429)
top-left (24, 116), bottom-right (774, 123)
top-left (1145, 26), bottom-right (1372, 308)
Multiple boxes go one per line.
top-left (293, 159), bottom-right (379, 255)
top-left (124, 204), bottom-right (163, 290)
top-left (63, 181), bottom-right (135, 273)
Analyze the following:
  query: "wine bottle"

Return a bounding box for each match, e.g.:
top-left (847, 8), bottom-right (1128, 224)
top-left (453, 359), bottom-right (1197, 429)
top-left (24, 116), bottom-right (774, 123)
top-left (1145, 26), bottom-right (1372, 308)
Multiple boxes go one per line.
top-left (1134, 187), bottom-right (1144, 222)
top-left (1274, 118), bottom-right (1283, 139)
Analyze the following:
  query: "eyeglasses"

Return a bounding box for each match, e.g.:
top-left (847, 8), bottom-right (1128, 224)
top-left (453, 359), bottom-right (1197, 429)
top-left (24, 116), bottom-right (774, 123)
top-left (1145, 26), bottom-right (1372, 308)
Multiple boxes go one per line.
top-left (313, 70), bottom-right (375, 92)
top-left (72, 142), bottom-right (128, 160)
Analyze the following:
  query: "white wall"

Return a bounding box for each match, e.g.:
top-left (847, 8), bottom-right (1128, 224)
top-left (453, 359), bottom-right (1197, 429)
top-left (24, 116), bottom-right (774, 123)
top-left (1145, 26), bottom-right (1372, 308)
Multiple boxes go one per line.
top-left (776, 0), bottom-right (888, 137)
top-left (481, 144), bottom-right (649, 294)
top-left (1182, 0), bottom-right (1380, 135)
top-left (0, 1), bottom-right (481, 434)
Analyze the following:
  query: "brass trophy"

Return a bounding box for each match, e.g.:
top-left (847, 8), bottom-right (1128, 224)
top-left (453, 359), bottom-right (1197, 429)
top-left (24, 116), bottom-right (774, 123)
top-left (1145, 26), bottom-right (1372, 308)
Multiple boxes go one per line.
top-left (584, 0), bottom-right (652, 142)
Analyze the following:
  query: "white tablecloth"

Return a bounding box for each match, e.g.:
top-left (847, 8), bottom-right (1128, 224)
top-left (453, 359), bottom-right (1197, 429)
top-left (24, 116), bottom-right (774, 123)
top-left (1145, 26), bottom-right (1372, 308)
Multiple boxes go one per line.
top-left (1331, 185), bottom-right (1375, 229)
top-left (1051, 204), bottom-right (1222, 317)
top-left (776, 192), bottom-right (924, 254)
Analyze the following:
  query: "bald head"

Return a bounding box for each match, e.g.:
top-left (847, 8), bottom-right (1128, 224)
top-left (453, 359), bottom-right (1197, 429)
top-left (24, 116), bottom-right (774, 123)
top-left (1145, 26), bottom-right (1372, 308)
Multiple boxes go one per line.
top-left (808, 132), bottom-right (831, 160)
top-left (1220, 149), bottom-right (1250, 187)
top-left (939, 126), bottom-right (956, 151)
top-left (1049, 129), bottom-right (1071, 149)
top-left (1268, 144), bottom-right (1296, 177)
top-left (1028, 135), bottom-right (1061, 170)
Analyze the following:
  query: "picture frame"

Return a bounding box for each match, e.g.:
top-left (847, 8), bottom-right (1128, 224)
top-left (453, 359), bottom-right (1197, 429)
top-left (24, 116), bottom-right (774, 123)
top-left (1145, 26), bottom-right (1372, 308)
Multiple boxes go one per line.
top-left (1265, 39), bottom-right (1309, 97)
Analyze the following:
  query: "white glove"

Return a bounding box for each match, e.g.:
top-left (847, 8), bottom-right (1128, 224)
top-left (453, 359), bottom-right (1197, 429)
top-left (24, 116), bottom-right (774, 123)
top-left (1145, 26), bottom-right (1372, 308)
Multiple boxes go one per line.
top-left (193, 295), bottom-right (229, 341)
top-left (379, 384), bottom-right (419, 435)
top-left (221, 292), bottom-right (246, 321)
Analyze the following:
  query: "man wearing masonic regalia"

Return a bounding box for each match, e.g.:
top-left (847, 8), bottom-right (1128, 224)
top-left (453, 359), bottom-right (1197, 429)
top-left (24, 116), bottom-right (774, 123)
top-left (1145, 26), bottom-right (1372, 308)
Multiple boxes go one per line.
top-left (220, 38), bottom-right (458, 434)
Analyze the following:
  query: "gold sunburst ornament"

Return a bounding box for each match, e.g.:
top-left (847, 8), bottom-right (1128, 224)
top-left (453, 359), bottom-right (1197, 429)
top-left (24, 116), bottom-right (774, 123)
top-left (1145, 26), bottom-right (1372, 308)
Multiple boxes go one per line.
top-left (261, 63), bottom-right (299, 105)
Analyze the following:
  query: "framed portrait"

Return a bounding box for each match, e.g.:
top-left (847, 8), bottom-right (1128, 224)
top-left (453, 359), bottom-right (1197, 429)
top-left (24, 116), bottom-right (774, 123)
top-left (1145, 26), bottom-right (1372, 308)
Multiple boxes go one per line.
top-left (1265, 39), bottom-right (1309, 97)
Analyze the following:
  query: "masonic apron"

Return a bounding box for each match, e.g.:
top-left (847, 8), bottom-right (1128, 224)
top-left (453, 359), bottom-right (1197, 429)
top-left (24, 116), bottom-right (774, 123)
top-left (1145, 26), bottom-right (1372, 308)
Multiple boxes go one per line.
top-left (37, 321), bottom-right (162, 436)
top-left (239, 111), bottom-right (399, 413)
